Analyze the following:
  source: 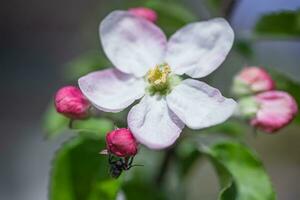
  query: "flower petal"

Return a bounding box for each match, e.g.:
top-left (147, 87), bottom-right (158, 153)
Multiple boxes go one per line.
top-left (100, 11), bottom-right (167, 77)
top-left (78, 69), bottom-right (145, 112)
top-left (165, 18), bottom-right (234, 78)
top-left (128, 95), bottom-right (184, 149)
top-left (166, 79), bottom-right (237, 129)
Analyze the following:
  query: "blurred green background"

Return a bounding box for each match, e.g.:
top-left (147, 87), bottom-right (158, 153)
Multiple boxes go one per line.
top-left (1, 0), bottom-right (300, 199)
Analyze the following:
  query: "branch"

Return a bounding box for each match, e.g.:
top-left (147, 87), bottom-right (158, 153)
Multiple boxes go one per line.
top-left (221, 0), bottom-right (238, 20)
top-left (155, 146), bottom-right (175, 185)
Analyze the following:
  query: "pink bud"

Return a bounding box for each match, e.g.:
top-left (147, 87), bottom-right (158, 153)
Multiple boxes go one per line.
top-left (128, 7), bottom-right (157, 23)
top-left (106, 128), bottom-right (138, 157)
top-left (251, 91), bottom-right (298, 133)
top-left (233, 67), bottom-right (275, 96)
top-left (55, 86), bottom-right (90, 119)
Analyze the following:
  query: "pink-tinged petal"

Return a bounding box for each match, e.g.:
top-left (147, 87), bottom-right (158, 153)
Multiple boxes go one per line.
top-left (166, 79), bottom-right (237, 129)
top-left (165, 18), bottom-right (234, 78)
top-left (233, 67), bottom-right (275, 96)
top-left (128, 7), bottom-right (157, 23)
top-left (100, 11), bottom-right (167, 77)
top-left (251, 91), bottom-right (298, 133)
top-left (78, 69), bottom-right (145, 113)
top-left (128, 95), bottom-right (184, 149)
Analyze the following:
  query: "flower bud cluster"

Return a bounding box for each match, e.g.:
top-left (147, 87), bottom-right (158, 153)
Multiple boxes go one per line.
top-left (55, 86), bottom-right (139, 170)
top-left (232, 67), bottom-right (275, 96)
top-left (233, 67), bottom-right (298, 133)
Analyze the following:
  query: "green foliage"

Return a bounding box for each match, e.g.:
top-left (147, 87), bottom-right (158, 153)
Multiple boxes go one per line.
top-left (43, 103), bottom-right (69, 139)
top-left (255, 10), bottom-right (300, 37)
top-left (268, 69), bottom-right (300, 124)
top-left (43, 102), bottom-right (115, 139)
top-left (50, 137), bottom-right (121, 200)
top-left (145, 0), bottom-right (198, 36)
top-left (204, 120), bottom-right (245, 137)
top-left (64, 52), bottom-right (111, 81)
top-left (176, 141), bottom-right (201, 177)
top-left (202, 141), bottom-right (276, 200)
top-left (233, 40), bottom-right (254, 58)
top-left (176, 120), bottom-right (246, 178)
top-left (123, 179), bottom-right (167, 200)
top-left (206, 0), bottom-right (222, 14)
top-left (71, 118), bottom-right (114, 139)
top-left (211, 159), bottom-right (237, 200)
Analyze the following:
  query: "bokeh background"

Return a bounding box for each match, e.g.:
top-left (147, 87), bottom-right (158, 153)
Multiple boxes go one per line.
top-left (1, 0), bottom-right (300, 199)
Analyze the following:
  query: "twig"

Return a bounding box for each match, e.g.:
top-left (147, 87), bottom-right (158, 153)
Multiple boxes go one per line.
top-left (155, 146), bottom-right (176, 186)
top-left (221, 0), bottom-right (238, 20)
top-left (68, 119), bottom-right (74, 129)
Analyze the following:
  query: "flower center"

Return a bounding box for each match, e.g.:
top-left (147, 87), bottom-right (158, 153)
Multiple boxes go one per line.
top-left (146, 63), bottom-right (181, 96)
top-left (147, 63), bottom-right (171, 88)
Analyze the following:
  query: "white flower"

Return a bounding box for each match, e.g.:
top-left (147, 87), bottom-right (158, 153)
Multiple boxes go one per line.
top-left (78, 11), bottom-right (237, 149)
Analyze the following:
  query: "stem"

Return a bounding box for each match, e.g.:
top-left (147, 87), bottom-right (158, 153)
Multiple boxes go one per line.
top-left (155, 146), bottom-right (176, 186)
top-left (68, 119), bottom-right (74, 129)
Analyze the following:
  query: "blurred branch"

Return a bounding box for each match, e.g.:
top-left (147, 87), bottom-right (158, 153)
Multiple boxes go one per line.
top-left (155, 146), bottom-right (175, 186)
top-left (221, 0), bottom-right (238, 20)
top-left (252, 34), bottom-right (300, 42)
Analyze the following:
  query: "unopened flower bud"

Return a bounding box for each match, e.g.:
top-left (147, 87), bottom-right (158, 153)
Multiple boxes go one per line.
top-left (106, 128), bottom-right (138, 157)
top-left (55, 86), bottom-right (90, 119)
top-left (251, 91), bottom-right (298, 133)
top-left (129, 7), bottom-right (157, 23)
top-left (232, 67), bottom-right (275, 96)
top-left (237, 96), bottom-right (259, 118)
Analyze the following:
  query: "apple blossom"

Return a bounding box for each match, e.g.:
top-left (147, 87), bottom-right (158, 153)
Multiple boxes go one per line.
top-left (251, 91), bottom-right (298, 133)
top-left (106, 128), bottom-right (138, 157)
top-left (78, 11), bottom-right (237, 149)
top-left (55, 86), bottom-right (90, 119)
top-left (232, 67), bottom-right (275, 96)
top-left (128, 7), bottom-right (157, 23)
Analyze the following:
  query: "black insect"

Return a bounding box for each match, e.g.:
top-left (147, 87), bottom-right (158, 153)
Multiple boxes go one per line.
top-left (108, 154), bottom-right (141, 178)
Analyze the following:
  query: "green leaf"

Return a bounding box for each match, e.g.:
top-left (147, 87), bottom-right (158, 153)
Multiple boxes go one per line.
top-left (117, 147), bottom-right (167, 199)
top-left (202, 141), bottom-right (276, 200)
top-left (43, 103), bottom-right (69, 138)
top-left (50, 137), bottom-right (121, 200)
top-left (145, 0), bottom-right (198, 36)
top-left (175, 121), bottom-right (246, 177)
top-left (210, 159), bottom-right (237, 200)
top-left (233, 40), bottom-right (254, 58)
top-left (255, 10), bottom-right (300, 37)
top-left (204, 120), bottom-right (245, 138)
top-left (268, 69), bottom-right (300, 124)
top-left (122, 179), bottom-right (166, 200)
top-left (71, 118), bottom-right (114, 139)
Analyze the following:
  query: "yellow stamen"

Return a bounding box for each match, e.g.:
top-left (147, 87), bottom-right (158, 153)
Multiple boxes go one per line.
top-left (147, 63), bottom-right (171, 88)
